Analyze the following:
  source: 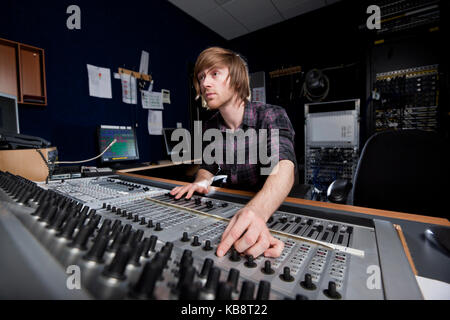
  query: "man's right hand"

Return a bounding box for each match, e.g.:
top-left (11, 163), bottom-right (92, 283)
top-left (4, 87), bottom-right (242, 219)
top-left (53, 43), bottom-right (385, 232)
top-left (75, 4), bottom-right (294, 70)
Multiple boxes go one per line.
top-left (170, 181), bottom-right (210, 199)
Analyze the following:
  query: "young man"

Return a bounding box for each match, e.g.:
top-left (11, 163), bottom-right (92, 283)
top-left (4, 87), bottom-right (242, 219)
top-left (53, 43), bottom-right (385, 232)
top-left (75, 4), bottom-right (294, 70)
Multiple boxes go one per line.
top-left (170, 47), bottom-right (297, 259)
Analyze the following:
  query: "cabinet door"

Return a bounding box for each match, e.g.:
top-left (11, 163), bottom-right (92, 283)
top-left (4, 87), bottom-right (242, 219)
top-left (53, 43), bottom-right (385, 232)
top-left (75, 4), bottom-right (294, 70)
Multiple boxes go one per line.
top-left (20, 46), bottom-right (46, 103)
top-left (0, 40), bottom-right (20, 98)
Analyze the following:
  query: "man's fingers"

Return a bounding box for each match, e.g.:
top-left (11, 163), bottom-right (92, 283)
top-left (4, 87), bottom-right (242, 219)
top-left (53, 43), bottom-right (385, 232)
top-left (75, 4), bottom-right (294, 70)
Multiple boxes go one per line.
top-left (263, 237), bottom-right (284, 258)
top-left (170, 186), bottom-right (181, 194)
top-left (234, 225), bottom-right (260, 253)
top-left (217, 218), bottom-right (251, 257)
top-left (244, 234), bottom-right (270, 258)
top-left (174, 185), bottom-right (190, 199)
top-left (221, 216), bottom-right (237, 242)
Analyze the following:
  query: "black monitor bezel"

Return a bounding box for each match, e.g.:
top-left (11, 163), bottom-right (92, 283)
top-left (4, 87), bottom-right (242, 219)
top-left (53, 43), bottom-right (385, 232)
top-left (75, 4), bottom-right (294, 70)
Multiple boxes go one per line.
top-left (0, 91), bottom-right (20, 134)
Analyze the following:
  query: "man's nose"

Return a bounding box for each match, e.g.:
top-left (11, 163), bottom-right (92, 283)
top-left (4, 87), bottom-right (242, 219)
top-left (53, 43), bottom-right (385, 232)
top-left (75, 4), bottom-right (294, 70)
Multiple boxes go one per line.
top-left (202, 75), bottom-right (212, 89)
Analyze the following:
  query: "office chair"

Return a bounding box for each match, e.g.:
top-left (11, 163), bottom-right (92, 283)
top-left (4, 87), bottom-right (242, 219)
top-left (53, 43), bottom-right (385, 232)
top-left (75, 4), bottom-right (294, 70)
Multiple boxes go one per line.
top-left (327, 129), bottom-right (449, 218)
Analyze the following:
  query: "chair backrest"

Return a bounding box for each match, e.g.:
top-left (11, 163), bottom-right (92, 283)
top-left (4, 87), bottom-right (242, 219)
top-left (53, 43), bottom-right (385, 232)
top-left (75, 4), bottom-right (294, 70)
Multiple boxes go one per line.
top-left (351, 129), bottom-right (449, 218)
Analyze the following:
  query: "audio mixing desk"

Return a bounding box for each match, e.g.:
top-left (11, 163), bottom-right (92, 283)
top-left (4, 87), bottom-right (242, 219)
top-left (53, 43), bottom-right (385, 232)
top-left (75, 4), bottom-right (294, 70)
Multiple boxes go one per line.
top-left (0, 171), bottom-right (448, 300)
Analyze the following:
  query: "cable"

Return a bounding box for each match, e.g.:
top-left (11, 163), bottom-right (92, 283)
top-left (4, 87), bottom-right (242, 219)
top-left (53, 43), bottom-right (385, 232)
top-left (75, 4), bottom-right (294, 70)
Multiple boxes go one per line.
top-left (52, 139), bottom-right (117, 165)
top-left (36, 149), bottom-right (51, 184)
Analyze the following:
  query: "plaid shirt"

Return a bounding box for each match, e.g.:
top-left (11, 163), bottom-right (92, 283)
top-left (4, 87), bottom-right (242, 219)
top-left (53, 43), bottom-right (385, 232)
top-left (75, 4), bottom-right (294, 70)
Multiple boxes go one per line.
top-left (200, 101), bottom-right (297, 191)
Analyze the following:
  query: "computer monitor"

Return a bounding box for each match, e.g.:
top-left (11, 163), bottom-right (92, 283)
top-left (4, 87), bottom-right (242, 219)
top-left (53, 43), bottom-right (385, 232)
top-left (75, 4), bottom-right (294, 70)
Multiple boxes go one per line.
top-left (98, 125), bottom-right (139, 164)
top-left (162, 128), bottom-right (190, 157)
top-left (0, 91), bottom-right (20, 134)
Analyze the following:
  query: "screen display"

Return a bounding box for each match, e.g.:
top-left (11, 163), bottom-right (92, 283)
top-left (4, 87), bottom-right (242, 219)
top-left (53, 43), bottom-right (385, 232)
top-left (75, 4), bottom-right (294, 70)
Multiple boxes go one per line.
top-left (98, 125), bottom-right (139, 162)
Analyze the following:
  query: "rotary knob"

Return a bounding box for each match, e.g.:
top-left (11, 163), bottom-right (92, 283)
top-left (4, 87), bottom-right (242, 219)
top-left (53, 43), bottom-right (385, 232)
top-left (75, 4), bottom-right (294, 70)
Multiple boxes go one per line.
top-left (300, 273), bottom-right (316, 290)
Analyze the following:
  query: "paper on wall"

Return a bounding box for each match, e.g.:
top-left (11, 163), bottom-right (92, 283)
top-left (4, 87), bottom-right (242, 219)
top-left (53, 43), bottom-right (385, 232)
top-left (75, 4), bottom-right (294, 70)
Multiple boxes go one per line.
top-left (162, 89), bottom-right (171, 104)
top-left (139, 50), bottom-right (149, 75)
top-left (148, 110), bottom-right (162, 135)
top-left (87, 64), bottom-right (112, 99)
top-left (121, 73), bottom-right (137, 104)
top-left (146, 91), bottom-right (163, 110)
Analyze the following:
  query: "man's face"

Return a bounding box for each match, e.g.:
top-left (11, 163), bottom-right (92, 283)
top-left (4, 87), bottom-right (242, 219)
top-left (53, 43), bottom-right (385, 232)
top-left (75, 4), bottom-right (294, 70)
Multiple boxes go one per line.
top-left (198, 65), bottom-right (236, 109)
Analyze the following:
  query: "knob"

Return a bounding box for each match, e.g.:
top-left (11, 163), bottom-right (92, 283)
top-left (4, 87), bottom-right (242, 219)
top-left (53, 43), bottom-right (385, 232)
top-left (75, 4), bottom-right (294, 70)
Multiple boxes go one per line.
top-left (133, 214), bottom-right (139, 222)
top-left (147, 220), bottom-right (154, 228)
top-left (239, 281), bottom-right (255, 300)
top-left (199, 258), bottom-right (214, 278)
top-left (244, 255), bottom-right (257, 268)
top-left (204, 267), bottom-right (221, 293)
top-left (227, 268), bottom-right (240, 292)
top-left (261, 260), bottom-right (274, 274)
top-left (128, 261), bottom-right (162, 299)
top-left (69, 225), bottom-right (95, 250)
top-left (324, 281), bottom-right (341, 299)
top-left (256, 280), bottom-right (270, 300)
top-left (229, 248), bottom-right (241, 262)
top-left (83, 235), bottom-right (108, 263)
top-left (102, 245), bottom-right (132, 280)
top-left (181, 232), bottom-right (190, 242)
top-left (154, 222), bottom-right (163, 231)
top-left (191, 236), bottom-right (201, 246)
top-left (279, 266), bottom-right (294, 282)
top-left (203, 240), bottom-right (213, 251)
top-left (300, 273), bottom-right (316, 290)
top-left (216, 281), bottom-right (233, 300)
top-left (179, 282), bottom-right (200, 300)
top-left (127, 212), bottom-right (133, 220)
top-left (140, 217), bottom-right (146, 225)
top-left (176, 265), bottom-right (196, 291)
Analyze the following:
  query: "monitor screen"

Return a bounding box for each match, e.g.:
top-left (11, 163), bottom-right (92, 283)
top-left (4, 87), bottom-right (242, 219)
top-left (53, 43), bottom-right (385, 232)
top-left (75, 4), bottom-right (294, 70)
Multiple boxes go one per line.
top-left (98, 125), bottom-right (139, 163)
top-left (0, 92), bottom-right (20, 134)
top-left (162, 128), bottom-right (190, 156)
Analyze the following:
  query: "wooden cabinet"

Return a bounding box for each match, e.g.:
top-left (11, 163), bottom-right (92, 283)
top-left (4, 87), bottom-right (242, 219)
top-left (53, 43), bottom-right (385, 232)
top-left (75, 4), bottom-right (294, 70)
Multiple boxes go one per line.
top-left (0, 38), bottom-right (47, 106)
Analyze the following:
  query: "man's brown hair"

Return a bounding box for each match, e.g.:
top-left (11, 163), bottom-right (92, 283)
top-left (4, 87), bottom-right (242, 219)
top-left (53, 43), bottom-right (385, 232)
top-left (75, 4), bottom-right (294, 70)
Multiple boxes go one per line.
top-left (193, 47), bottom-right (250, 107)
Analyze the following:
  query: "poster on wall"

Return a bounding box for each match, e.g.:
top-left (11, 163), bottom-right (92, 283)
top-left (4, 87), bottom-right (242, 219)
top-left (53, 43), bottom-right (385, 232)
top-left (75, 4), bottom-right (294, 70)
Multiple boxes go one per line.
top-left (87, 64), bottom-right (112, 99)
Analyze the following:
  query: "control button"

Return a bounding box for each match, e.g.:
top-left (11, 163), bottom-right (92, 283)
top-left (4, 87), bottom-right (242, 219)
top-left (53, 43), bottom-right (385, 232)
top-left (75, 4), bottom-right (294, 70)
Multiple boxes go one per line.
top-left (226, 268), bottom-right (240, 292)
top-left (256, 280), bottom-right (270, 300)
top-left (279, 266), bottom-right (294, 282)
top-left (244, 255), bottom-right (257, 268)
top-left (191, 236), bottom-right (201, 246)
top-left (147, 220), bottom-right (154, 228)
top-left (181, 232), bottom-right (190, 242)
top-left (203, 240), bottom-right (213, 251)
top-left (239, 281), bottom-right (255, 300)
top-left (300, 273), bottom-right (316, 290)
top-left (199, 258), bottom-right (214, 278)
top-left (261, 260), bottom-right (274, 275)
top-left (229, 248), bottom-right (241, 262)
top-left (154, 222), bottom-right (163, 231)
top-left (324, 281), bottom-right (341, 299)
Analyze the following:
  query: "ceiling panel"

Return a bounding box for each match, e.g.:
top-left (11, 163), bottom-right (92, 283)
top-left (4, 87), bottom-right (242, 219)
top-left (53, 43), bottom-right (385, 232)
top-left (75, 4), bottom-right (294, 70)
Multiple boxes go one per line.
top-left (272, 0), bottom-right (327, 20)
top-left (196, 6), bottom-right (249, 40)
top-left (167, 0), bottom-right (338, 40)
top-left (168, 0), bottom-right (217, 17)
top-left (223, 0), bottom-right (283, 32)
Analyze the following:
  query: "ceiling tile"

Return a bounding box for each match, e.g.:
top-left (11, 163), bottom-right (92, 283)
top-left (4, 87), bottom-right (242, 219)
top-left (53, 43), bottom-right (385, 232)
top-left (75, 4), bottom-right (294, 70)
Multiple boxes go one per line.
top-left (273, 0), bottom-right (326, 19)
top-left (168, 0), bottom-right (218, 17)
top-left (222, 0), bottom-right (283, 32)
top-left (196, 6), bottom-right (249, 40)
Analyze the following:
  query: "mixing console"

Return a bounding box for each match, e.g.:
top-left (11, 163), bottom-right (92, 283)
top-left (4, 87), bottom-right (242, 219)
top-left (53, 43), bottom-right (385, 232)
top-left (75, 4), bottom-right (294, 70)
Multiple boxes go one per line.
top-left (0, 171), bottom-right (423, 300)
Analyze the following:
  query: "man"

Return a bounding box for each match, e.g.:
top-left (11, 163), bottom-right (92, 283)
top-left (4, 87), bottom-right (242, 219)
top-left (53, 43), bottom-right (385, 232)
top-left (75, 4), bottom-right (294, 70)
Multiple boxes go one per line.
top-left (170, 47), bottom-right (297, 259)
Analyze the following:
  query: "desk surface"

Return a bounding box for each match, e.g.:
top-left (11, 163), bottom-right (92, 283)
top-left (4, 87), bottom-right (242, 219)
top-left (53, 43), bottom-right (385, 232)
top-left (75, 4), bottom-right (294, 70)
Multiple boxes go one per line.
top-left (117, 159), bottom-right (201, 173)
top-left (119, 172), bottom-right (450, 283)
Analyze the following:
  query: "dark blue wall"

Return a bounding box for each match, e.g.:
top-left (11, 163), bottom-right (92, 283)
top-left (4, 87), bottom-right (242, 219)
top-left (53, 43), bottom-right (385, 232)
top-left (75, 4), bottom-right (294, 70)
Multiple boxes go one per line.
top-left (1, 0), bottom-right (226, 164)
